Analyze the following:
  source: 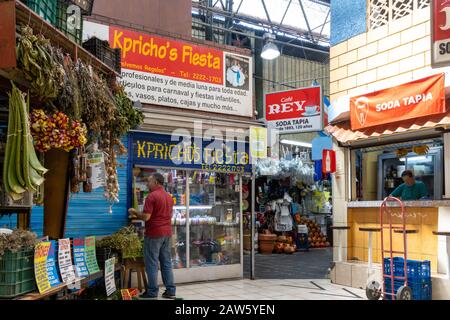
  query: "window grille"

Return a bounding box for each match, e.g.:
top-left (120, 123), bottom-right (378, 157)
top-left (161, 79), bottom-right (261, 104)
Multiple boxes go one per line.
top-left (369, 0), bottom-right (430, 30)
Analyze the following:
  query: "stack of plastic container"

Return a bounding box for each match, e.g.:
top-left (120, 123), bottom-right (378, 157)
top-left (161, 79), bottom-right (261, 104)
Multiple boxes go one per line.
top-left (383, 257), bottom-right (432, 300)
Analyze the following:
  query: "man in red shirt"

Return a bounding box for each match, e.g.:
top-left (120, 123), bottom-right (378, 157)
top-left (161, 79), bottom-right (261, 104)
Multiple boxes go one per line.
top-left (128, 172), bottom-right (176, 299)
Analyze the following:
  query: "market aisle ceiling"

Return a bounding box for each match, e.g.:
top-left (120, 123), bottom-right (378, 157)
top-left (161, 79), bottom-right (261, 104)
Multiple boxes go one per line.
top-left (192, 0), bottom-right (330, 46)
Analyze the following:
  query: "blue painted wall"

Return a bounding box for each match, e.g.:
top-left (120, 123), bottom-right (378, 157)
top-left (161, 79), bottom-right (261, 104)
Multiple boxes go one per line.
top-left (330, 0), bottom-right (367, 46)
top-left (0, 137), bottom-right (129, 238)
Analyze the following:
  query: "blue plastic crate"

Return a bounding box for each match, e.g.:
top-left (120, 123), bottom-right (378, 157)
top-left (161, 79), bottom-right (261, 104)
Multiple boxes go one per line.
top-left (384, 278), bottom-right (432, 300)
top-left (383, 257), bottom-right (431, 282)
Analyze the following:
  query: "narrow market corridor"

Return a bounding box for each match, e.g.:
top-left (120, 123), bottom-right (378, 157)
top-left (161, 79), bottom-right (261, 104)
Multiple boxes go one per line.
top-left (243, 248), bottom-right (333, 279)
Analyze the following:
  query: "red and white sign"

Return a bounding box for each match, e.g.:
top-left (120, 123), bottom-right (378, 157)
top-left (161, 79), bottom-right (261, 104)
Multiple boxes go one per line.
top-left (432, 0), bottom-right (450, 67)
top-left (350, 74), bottom-right (445, 130)
top-left (265, 86), bottom-right (322, 133)
top-left (322, 150), bottom-right (336, 174)
top-left (83, 22), bottom-right (253, 117)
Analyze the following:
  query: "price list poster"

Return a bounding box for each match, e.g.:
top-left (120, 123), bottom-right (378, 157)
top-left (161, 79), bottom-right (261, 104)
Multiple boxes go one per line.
top-left (73, 238), bottom-right (89, 278)
top-left (34, 242), bottom-right (51, 294)
top-left (58, 238), bottom-right (77, 283)
top-left (85, 236), bottom-right (100, 274)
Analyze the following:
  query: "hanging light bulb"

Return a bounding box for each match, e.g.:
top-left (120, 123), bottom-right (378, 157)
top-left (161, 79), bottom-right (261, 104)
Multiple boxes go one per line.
top-left (261, 33), bottom-right (280, 60)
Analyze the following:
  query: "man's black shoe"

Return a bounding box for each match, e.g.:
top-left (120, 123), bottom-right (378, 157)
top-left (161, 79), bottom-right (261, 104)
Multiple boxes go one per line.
top-left (162, 291), bottom-right (176, 299)
top-left (139, 293), bottom-right (158, 300)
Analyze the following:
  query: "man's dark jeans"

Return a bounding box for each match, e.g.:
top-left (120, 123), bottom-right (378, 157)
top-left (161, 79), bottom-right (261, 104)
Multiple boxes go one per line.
top-left (144, 236), bottom-right (176, 297)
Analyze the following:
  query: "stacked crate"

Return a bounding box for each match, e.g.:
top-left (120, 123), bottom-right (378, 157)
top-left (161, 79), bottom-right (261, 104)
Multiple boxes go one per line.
top-left (383, 257), bottom-right (432, 300)
top-left (0, 249), bottom-right (36, 298)
top-left (23, 0), bottom-right (58, 26)
top-left (55, 0), bottom-right (83, 45)
top-left (82, 37), bottom-right (121, 74)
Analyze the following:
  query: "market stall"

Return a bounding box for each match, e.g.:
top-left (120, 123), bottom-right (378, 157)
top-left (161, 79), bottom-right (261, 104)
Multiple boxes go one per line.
top-left (0, 0), bottom-right (143, 299)
top-left (253, 142), bottom-right (333, 255)
top-left (326, 73), bottom-right (450, 297)
top-left (127, 131), bottom-right (251, 283)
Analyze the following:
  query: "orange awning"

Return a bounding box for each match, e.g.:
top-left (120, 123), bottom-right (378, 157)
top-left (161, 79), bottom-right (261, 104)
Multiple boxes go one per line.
top-left (325, 109), bottom-right (450, 145)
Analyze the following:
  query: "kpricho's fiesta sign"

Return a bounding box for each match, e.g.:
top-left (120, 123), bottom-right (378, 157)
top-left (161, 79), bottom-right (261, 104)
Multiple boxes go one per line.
top-left (265, 86), bottom-right (322, 133)
top-left (432, 0), bottom-right (450, 67)
top-left (350, 73), bottom-right (445, 130)
top-left (130, 132), bottom-right (252, 173)
top-left (101, 24), bottom-right (253, 117)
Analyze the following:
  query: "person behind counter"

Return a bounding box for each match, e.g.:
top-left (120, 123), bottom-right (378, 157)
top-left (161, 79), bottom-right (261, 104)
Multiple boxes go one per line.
top-left (390, 170), bottom-right (428, 200)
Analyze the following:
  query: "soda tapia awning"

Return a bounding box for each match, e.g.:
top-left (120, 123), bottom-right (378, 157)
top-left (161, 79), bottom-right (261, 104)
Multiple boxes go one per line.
top-left (325, 105), bottom-right (450, 146)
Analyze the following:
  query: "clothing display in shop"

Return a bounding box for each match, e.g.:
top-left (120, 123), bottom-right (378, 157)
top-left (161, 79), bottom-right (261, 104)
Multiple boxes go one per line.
top-left (271, 193), bottom-right (293, 232)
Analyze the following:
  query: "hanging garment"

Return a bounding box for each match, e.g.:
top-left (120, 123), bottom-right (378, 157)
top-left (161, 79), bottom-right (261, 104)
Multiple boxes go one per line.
top-left (273, 197), bottom-right (293, 232)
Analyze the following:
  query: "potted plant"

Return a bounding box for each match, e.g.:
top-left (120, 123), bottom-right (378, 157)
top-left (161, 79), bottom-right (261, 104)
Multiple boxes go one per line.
top-left (258, 230), bottom-right (277, 254)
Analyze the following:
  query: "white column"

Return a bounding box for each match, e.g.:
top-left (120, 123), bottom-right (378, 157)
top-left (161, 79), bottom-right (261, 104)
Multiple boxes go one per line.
top-left (368, 232), bottom-right (373, 271)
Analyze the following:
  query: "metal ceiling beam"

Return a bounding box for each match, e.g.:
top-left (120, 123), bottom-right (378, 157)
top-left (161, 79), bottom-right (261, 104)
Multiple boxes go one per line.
top-left (298, 0), bottom-right (315, 43)
top-left (260, 0), bottom-right (275, 33)
top-left (192, 2), bottom-right (330, 42)
top-left (192, 20), bottom-right (330, 54)
top-left (319, 8), bottom-right (330, 41)
top-left (280, 0), bottom-right (293, 26)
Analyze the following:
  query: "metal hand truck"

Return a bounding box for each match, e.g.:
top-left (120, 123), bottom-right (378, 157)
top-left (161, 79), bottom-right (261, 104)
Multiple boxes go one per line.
top-left (366, 196), bottom-right (413, 300)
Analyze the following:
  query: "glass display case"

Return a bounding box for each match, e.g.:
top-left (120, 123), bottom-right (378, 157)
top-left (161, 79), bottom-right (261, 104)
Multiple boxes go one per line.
top-left (132, 166), bottom-right (242, 269)
top-left (133, 167), bottom-right (187, 269)
top-left (188, 171), bottom-right (241, 267)
top-left (377, 146), bottom-right (443, 200)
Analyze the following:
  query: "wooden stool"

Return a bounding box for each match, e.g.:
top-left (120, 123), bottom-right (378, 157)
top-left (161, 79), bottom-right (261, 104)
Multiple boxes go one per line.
top-left (330, 226), bottom-right (351, 262)
top-left (121, 257), bottom-right (148, 292)
top-left (433, 231), bottom-right (450, 280)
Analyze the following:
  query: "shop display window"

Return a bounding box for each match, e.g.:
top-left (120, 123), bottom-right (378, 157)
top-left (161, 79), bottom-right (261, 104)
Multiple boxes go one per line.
top-left (132, 167), bottom-right (242, 269)
top-left (189, 171), bottom-right (241, 267)
top-left (133, 168), bottom-right (187, 269)
top-left (352, 139), bottom-right (444, 201)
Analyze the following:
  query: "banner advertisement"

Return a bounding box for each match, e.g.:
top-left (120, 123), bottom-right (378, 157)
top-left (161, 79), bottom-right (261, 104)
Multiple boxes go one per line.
top-left (105, 25), bottom-right (253, 117)
top-left (249, 127), bottom-right (267, 159)
top-left (350, 74), bottom-right (445, 130)
top-left (432, 0), bottom-right (450, 67)
top-left (265, 86), bottom-right (323, 133)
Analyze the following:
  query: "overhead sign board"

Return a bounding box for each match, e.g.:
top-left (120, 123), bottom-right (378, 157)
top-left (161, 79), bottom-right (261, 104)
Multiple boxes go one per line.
top-left (432, 0), bottom-right (450, 67)
top-left (265, 86), bottom-right (323, 134)
top-left (350, 74), bottom-right (445, 130)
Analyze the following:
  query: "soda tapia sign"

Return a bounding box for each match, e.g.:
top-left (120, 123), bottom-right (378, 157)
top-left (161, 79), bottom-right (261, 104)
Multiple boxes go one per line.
top-left (350, 73), bottom-right (445, 130)
top-left (104, 24), bottom-right (253, 117)
top-left (432, 0), bottom-right (450, 67)
top-left (265, 86), bottom-right (323, 133)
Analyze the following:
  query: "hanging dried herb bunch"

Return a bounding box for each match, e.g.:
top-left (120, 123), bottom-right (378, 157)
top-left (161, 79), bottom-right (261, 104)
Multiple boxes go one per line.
top-left (16, 25), bottom-right (64, 102)
top-left (53, 49), bottom-right (83, 120)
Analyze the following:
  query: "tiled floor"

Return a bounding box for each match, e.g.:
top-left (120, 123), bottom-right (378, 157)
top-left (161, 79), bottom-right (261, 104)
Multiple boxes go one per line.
top-left (244, 248), bottom-right (333, 279)
top-left (171, 278), bottom-right (367, 300)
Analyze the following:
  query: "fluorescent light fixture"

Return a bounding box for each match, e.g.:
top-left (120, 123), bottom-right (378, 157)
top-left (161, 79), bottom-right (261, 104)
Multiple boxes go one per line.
top-left (261, 33), bottom-right (280, 60)
top-left (399, 156), bottom-right (428, 162)
top-left (173, 206), bottom-right (213, 210)
top-left (280, 139), bottom-right (312, 148)
top-left (409, 156), bottom-right (428, 162)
